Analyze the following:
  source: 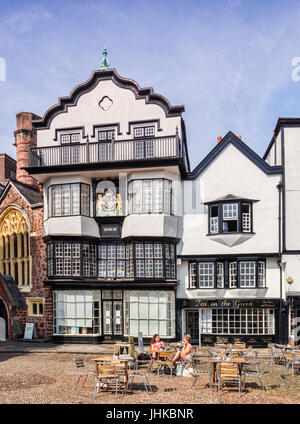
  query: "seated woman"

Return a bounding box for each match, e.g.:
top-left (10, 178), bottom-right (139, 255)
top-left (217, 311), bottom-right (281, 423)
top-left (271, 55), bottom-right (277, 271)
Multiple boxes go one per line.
top-left (172, 334), bottom-right (194, 367)
top-left (151, 334), bottom-right (165, 360)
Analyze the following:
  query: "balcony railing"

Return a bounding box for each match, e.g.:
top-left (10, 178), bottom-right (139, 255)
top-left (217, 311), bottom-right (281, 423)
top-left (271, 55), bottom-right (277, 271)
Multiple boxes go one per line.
top-left (28, 135), bottom-right (182, 168)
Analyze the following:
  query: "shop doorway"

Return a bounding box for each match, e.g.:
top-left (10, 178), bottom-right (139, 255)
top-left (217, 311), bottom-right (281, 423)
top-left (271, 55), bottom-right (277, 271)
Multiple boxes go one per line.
top-left (0, 299), bottom-right (8, 340)
top-left (186, 310), bottom-right (199, 344)
top-left (102, 290), bottom-right (123, 339)
top-left (291, 306), bottom-right (300, 346)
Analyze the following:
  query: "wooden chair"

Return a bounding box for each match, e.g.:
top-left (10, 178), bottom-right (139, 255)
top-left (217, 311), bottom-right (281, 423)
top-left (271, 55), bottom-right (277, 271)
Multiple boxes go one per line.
top-left (232, 342), bottom-right (246, 349)
top-left (93, 363), bottom-right (122, 399)
top-left (157, 351), bottom-right (176, 377)
top-left (285, 350), bottom-right (300, 377)
top-left (73, 357), bottom-right (95, 390)
top-left (214, 343), bottom-right (231, 350)
top-left (217, 362), bottom-right (243, 398)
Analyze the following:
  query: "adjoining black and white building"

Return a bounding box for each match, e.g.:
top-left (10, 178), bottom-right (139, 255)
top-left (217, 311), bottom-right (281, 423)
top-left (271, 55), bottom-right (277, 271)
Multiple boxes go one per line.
top-left (25, 58), bottom-right (299, 346)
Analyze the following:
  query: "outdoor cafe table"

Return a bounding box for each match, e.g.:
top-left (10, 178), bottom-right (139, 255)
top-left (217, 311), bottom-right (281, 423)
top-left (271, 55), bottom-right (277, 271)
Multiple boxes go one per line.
top-left (91, 356), bottom-right (130, 384)
top-left (210, 357), bottom-right (247, 385)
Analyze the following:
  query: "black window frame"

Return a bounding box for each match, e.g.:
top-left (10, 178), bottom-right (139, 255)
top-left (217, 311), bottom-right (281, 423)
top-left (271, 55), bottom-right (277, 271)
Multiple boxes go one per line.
top-left (188, 258), bottom-right (266, 289)
top-left (47, 240), bottom-right (177, 280)
top-left (207, 201), bottom-right (254, 235)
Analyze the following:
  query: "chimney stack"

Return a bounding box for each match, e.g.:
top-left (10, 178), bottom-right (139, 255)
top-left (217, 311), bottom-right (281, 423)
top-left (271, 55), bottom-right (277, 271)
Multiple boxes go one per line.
top-left (217, 136), bottom-right (222, 143)
top-left (237, 135), bottom-right (242, 140)
top-left (14, 112), bottom-right (40, 188)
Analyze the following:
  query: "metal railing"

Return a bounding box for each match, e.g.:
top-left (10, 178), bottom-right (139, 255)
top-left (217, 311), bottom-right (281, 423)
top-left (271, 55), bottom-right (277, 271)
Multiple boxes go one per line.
top-left (28, 135), bottom-right (181, 167)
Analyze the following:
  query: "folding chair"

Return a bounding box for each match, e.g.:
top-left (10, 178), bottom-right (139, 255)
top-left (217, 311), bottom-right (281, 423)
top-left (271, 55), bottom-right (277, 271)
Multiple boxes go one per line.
top-left (242, 359), bottom-right (268, 391)
top-left (127, 360), bottom-right (153, 393)
top-left (73, 357), bottom-right (95, 390)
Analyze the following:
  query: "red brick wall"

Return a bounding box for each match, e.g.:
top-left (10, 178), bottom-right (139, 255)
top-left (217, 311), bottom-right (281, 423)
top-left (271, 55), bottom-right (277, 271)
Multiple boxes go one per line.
top-left (0, 185), bottom-right (52, 339)
top-left (0, 154), bottom-right (16, 186)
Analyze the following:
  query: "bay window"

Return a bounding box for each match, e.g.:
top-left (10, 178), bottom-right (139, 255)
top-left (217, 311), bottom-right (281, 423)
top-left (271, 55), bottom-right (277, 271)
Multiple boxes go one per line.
top-left (128, 179), bottom-right (173, 215)
top-left (208, 200), bottom-right (253, 234)
top-left (49, 183), bottom-right (90, 217)
top-left (48, 240), bottom-right (176, 280)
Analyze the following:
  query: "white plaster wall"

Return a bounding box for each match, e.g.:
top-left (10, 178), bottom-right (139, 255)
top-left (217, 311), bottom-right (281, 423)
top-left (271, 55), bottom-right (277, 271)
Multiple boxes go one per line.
top-left (37, 79), bottom-right (182, 146)
top-left (283, 127), bottom-right (300, 251)
top-left (282, 254), bottom-right (300, 298)
top-left (179, 143), bottom-right (281, 256)
top-left (177, 258), bottom-right (281, 300)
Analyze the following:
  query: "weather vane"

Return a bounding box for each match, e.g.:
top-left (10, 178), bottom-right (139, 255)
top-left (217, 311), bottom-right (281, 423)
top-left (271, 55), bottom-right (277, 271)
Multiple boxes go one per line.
top-left (100, 46), bottom-right (111, 70)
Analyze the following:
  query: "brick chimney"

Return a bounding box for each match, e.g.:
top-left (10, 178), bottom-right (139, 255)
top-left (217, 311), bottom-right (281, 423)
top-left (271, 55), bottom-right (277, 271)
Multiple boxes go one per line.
top-left (14, 112), bottom-right (40, 188)
top-left (237, 135), bottom-right (242, 140)
top-left (217, 136), bottom-right (222, 143)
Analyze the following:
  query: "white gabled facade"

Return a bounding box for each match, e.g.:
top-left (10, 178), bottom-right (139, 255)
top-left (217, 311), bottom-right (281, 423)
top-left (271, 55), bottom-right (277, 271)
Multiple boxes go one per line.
top-left (22, 61), bottom-right (300, 346)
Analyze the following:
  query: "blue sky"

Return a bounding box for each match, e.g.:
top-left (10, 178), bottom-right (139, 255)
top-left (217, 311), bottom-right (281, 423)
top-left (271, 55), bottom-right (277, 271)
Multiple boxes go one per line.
top-left (1, 0), bottom-right (300, 169)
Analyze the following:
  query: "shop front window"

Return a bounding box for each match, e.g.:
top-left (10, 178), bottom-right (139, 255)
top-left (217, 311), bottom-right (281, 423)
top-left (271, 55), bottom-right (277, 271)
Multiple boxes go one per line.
top-left (124, 291), bottom-right (175, 338)
top-left (53, 291), bottom-right (101, 335)
top-left (200, 308), bottom-right (274, 335)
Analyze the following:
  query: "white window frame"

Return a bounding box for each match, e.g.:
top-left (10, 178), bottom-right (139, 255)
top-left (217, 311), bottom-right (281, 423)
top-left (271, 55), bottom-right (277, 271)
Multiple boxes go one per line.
top-left (198, 262), bottom-right (214, 288)
top-left (229, 262), bottom-right (237, 288)
top-left (189, 262), bottom-right (197, 288)
top-left (216, 262), bottom-right (224, 288)
top-left (239, 261), bottom-right (256, 288)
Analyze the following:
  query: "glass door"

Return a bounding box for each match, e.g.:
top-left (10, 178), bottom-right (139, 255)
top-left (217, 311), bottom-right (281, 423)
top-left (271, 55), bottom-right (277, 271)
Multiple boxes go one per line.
top-left (113, 301), bottom-right (123, 336)
top-left (102, 290), bottom-right (123, 338)
top-left (186, 310), bottom-right (199, 344)
top-left (103, 301), bottom-right (113, 335)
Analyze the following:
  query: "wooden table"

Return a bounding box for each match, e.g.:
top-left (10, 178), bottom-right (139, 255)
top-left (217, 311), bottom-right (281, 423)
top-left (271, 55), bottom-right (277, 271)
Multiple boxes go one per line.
top-left (210, 357), bottom-right (247, 384)
top-left (91, 356), bottom-right (130, 384)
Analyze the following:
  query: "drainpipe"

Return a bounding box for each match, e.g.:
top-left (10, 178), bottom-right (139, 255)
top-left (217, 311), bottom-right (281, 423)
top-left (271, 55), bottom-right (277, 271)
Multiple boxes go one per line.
top-left (277, 181), bottom-right (283, 343)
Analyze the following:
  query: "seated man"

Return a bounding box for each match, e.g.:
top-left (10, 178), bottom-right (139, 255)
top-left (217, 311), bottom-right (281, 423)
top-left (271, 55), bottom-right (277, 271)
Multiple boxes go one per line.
top-left (151, 334), bottom-right (165, 360)
top-left (172, 334), bottom-right (194, 367)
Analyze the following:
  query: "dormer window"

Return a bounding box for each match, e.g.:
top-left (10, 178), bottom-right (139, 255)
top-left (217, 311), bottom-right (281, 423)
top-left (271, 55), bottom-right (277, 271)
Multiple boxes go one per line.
top-left (134, 126), bottom-right (155, 138)
top-left (60, 132), bottom-right (81, 144)
top-left (98, 130), bottom-right (115, 141)
top-left (206, 195), bottom-right (256, 235)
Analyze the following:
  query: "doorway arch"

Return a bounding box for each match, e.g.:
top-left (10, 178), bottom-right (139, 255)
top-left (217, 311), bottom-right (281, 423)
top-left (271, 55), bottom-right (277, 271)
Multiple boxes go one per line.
top-left (0, 298), bottom-right (8, 339)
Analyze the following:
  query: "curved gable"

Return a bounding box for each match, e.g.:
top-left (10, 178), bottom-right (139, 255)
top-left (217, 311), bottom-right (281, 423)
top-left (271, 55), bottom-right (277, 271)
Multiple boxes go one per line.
top-left (33, 68), bottom-right (185, 129)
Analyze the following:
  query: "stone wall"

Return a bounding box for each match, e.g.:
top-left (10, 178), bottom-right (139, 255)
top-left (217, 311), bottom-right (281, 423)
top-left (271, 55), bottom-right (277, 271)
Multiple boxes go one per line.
top-left (0, 185), bottom-right (52, 339)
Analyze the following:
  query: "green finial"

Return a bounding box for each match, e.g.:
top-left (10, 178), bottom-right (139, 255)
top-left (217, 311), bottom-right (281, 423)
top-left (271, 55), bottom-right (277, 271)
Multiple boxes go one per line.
top-left (100, 46), bottom-right (111, 70)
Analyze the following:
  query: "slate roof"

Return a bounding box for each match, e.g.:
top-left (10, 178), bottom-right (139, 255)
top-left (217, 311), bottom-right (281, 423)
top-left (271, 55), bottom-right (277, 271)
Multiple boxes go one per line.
top-left (204, 194), bottom-right (259, 204)
top-left (0, 180), bottom-right (43, 207)
top-left (0, 275), bottom-right (27, 308)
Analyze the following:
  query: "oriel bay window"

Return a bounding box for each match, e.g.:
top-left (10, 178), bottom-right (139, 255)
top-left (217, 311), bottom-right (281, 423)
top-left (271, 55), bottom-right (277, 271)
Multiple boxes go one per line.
top-left (128, 179), bottom-right (173, 215)
top-left (48, 183), bottom-right (90, 217)
top-left (47, 240), bottom-right (176, 279)
top-left (188, 259), bottom-right (266, 289)
top-left (207, 199), bottom-right (254, 234)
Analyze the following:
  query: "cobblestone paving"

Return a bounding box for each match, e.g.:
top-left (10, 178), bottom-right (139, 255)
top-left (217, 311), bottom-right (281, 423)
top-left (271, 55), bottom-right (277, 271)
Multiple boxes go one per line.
top-left (0, 353), bottom-right (299, 404)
